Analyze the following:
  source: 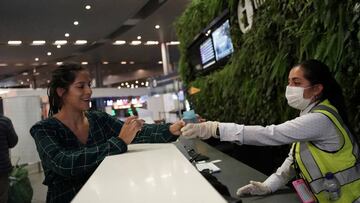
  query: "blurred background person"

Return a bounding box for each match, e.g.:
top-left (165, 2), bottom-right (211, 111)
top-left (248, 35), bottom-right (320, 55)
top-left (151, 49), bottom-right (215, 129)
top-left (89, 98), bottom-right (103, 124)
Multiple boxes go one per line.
top-left (0, 110), bottom-right (18, 203)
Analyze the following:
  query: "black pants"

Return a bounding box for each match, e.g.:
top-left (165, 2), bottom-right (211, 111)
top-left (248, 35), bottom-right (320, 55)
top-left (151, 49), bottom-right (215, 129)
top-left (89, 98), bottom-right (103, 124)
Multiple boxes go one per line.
top-left (0, 173), bottom-right (9, 203)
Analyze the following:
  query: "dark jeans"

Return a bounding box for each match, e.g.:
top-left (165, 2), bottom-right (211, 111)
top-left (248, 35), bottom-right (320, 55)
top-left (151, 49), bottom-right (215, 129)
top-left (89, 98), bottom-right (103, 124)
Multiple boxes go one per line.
top-left (0, 173), bottom-right (9, 203)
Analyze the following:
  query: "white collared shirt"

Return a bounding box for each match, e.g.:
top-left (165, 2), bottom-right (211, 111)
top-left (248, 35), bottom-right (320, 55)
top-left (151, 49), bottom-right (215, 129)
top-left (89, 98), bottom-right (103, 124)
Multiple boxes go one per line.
top-left (218, 102), bottom-right (342, 192)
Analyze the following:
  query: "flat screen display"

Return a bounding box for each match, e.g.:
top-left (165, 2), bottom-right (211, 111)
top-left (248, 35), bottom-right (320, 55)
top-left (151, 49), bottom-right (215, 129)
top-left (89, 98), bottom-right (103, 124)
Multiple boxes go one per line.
top-left (199, 38), bottom-right (216, 68)
top-left (212, 19), bottom-right (234, 61)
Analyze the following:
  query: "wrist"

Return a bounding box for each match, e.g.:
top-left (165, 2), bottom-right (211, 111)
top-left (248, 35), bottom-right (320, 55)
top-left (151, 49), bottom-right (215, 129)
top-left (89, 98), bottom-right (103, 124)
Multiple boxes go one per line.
top-left (210, 121), bottom-right (220, 138)
top-left (215, 126), bottom-right (220, 137)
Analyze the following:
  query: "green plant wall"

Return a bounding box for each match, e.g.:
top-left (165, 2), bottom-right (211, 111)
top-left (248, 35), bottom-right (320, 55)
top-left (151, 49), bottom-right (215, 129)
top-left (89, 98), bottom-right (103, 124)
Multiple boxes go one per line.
top-left (176, 0), bottom-right (360, 135)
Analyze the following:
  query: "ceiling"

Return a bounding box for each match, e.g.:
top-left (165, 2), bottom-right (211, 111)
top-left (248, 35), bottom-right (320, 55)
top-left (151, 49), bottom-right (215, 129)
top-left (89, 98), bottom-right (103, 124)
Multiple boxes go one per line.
top-left (0, 0), bottom-right (190, 88)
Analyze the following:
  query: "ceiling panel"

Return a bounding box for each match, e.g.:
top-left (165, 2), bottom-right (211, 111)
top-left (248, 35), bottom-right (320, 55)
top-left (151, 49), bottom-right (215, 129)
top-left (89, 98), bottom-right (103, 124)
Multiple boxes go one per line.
top-left (0, 0), bottom-right (191, 87)
top-left (0, 0), bottom-right (148, 41)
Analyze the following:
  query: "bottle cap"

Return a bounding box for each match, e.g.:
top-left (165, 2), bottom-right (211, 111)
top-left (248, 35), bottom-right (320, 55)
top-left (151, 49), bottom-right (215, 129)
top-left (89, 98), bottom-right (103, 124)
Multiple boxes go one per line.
top-left (325, 172), bottom-right (334, 179)
top-left (183, 110), bottom-right (197, 124)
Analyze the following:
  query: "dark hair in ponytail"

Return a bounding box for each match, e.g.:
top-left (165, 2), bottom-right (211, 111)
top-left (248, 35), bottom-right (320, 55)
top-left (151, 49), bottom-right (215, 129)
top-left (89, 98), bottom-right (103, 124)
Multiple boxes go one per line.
top-left (297, 59), bottom-right (349, 125)
top-left (48, 64), bottom-right (86, 117)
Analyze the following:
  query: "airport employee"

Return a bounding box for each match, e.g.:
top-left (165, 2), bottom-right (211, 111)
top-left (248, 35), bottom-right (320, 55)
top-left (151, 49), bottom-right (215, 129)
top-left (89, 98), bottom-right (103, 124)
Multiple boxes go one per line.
top-left (181, 59), bottom-right (360, 202)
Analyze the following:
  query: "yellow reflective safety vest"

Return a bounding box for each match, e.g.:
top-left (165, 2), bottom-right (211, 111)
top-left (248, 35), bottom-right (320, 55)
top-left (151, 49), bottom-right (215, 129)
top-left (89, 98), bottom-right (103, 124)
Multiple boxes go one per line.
top-left (293, 100), bottom-right (360, 203)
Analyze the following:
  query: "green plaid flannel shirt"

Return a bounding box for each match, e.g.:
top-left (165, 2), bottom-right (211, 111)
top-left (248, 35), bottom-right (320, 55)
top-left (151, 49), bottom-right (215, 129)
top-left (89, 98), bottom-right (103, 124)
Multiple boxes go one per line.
top-left (30, 111), bottom-right (177, 203)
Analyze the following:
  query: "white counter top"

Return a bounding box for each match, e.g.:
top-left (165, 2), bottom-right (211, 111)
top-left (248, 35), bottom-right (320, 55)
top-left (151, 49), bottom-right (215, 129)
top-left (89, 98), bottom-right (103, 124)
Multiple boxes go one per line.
top-left (72, 143), bottom-right (227, 203)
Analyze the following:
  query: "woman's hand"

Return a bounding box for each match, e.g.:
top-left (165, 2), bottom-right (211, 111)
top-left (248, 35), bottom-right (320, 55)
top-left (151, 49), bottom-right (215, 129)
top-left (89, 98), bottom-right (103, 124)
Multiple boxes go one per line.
top-left (169, 120), bottom-right (186, 136)
top-left (118, 116), bottom-right (144, 144)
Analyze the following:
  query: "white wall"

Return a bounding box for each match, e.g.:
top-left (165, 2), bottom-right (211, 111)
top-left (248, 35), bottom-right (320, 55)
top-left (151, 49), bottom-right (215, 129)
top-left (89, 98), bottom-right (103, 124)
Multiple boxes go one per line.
top-left (147, 95), bottom-right (165, 121)
top-left (147, 93), bottom-right (181, 123)
top-left (162, 93), bottom-right (178, 123)
top-left (3, 96), bottom-right (41, 165)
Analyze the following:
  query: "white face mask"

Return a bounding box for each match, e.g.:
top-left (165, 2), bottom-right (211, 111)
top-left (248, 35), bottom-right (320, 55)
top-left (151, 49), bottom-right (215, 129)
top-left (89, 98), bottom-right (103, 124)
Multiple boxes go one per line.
top-left (285, 86), bottom-right (312, 110)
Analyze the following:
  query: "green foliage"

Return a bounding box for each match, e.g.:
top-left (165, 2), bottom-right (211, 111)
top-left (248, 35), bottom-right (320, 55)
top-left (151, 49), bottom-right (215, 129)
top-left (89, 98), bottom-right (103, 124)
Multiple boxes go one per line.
top-left (9, 165), bottom-right (33, 203)
top-left (176, 0), bottom-right (360, 135)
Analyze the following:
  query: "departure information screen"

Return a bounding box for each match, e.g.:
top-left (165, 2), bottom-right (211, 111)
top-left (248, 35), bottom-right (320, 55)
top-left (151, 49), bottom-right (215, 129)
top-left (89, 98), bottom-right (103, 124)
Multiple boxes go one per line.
top-left (212, 19), bottom-right (234, 61)
top-left (200, 38), bottom-right (215, 68)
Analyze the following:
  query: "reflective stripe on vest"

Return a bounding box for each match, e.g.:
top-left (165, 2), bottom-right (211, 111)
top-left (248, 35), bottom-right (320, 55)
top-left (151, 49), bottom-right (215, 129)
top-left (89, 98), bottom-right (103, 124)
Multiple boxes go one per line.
top-left (296, 100), bottom-right (360, 196)
top-left (299, 142), bottom-right (322, 180)
top-left (309, 162), bottom-right (360, 194)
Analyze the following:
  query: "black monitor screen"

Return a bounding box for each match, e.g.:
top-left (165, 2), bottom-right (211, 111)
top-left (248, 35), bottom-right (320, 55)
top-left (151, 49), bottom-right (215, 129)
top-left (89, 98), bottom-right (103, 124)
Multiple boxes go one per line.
top-left (212, 19), bottom-right (234, 61)
top-left (199, 38), bottom-right (216, 68)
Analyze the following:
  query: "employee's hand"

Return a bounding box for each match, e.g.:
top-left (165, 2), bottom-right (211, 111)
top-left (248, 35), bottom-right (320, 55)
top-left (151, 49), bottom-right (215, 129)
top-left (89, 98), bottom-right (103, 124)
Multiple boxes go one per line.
top-left (118, 116), bottom-right (144, 144)
top-left (236, 181), bottom-right (271, 196)
top-left (181, 121), bottom-right (219, 139)
top-left (169, 120), bottom-right (186, 136)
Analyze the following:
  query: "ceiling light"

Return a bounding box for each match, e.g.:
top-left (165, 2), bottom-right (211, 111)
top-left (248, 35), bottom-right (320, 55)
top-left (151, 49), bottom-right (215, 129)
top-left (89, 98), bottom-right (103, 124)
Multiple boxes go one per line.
top-left (31, 63), bottom-right (39, 66)
top-left (141, 82), bottom-right (144, 85)
top-left (155, 25), bottom-right (160, 29)
top-left (113, 40), bottom-right (126, 45)
top-left (8, 41), bottom-right (22, 45)
top-left (47, 80), bottom-right (50, 83)
top-left (117, 86), bottom-right (121, 89)
top-left (102, 61), bottom-right (109, 65)
top-left (145, 41), bottom-right (159, 45)
top-left (145, 81), bottom-right (149, 87)
top-left (121, 61), bottom-right (127, 64)
top-left (74, 40), bottom-right (87, 45)
top-left (15, 63), bottom-right (24, 66)
top-left (125, 82), bottom-right (129, 85)
top-left (81, 62), bottom-right (88, 65)
top-left (129, 61), bottom-right (135, 64)
top-left (34, 72), bottom-right (40, 76)
top-left (22, 72), bottom-right (29, 75)
top-left (31, 40), bottom-right (46, 46)
top-left (57, 45), bottom-right (61, 48)
top-left (65, 33), bottom-right (70, 37)
top-left (85, 5), bottom-right (91, 10)
top-left (20, 82), bottom-right (24, 85)
top-left (167, 41), bottom-right (180, 45)
top-left (130, 40), bottom-right (141, 45)
top-left (47, 52), bottom-right (52, 56)
top-left (158, 61), bottom-right (163, 64)
top-left (137, 36), bottom-right (142, 40)
top-left (54, 40), bottom-right (67, 45)
top-left (205, 29), bottom-right (211, 36)
top-left (74, 21), bottom-right (79, 25)
top-left (27, 78), bottom-right (30, 82)
top-left (42, 62), bottom-right (48, 65)
top-left (135, 85), bottom-right (138, 88)
top-left (56, 62), bottom-right (63, 65)
top-left (135, 80), bottom-right (138, 84)
top-left (0, 63), bottom-right (7, 66)
top-left (35, 58), bottom-right (39, 61)
top-left (121, 83), bottom-right (124, 86)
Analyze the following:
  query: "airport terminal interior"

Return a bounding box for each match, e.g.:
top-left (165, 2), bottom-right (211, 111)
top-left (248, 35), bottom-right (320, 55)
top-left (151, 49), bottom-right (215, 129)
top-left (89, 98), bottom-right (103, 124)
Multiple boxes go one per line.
top-left (1, 0), bottom-right (360, 203)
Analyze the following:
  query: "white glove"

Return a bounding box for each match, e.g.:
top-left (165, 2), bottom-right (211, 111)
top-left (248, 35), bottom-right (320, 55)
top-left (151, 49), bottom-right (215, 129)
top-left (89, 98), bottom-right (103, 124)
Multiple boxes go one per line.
top-left (181, 121), bottom-right (219, 140)
top-left (236, 181), bottom-right (271, 196)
